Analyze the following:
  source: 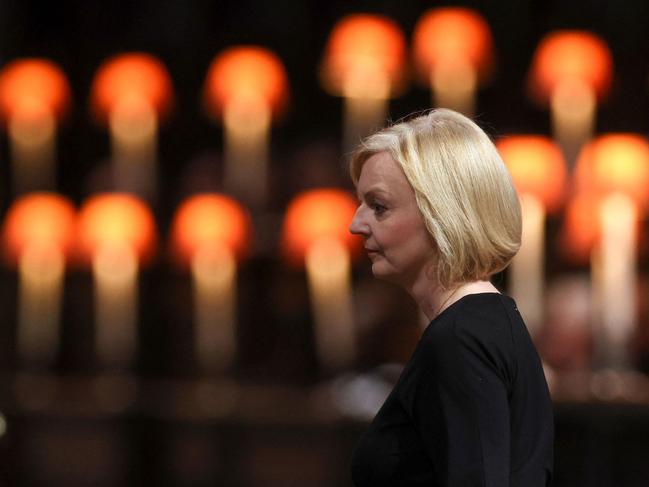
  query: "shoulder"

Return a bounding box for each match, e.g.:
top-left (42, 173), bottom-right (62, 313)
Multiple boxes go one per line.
top-left (421, 293), bottom-right (518, 383)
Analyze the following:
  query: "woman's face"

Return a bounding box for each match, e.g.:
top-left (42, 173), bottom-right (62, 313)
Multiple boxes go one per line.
top-left (349, 151), bottom-right (435, 286)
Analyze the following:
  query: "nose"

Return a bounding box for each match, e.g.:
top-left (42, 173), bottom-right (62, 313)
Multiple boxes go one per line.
top-left (349, 206), bottom-right (369, 237)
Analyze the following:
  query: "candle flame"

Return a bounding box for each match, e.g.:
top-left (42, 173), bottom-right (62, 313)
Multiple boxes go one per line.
top-left (77, 193), bottom-right (157, 265)
top-left (529, 30), bottom-right (612, 105)
top-left (282, 189), bottom-right (361, 266)
top-left (204, 46), bottom-right (288, 120)
top-left (321, 14), bottom-right (406, 98)
top-left (497, 136), bottom-right (567, 212)
top-left (91, 52), bottom-right (173, 123)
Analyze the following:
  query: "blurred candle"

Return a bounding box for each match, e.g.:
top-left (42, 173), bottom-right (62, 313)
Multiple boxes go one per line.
top-left (497, 136), bottom-right (566, 336)
top-left (0, 59), bottom-right (70, 193)
top-left (171, 194), bottom-right (251, 372)
top-left (321, 14), bottom-right (406, 151)
top-left (413, 7), bottom-right (494, 116)
top-left (529, 31), bottom-right (612, 164)
top-left (282, 189), bottom-right (361, 372)
top-left (78, 194), bottom-right (156, 368)
top-left (2, 193), bottom-right (75, 366)
top-left (575, 134), bottom-right (649, 368)
top-left (203, 47), bottom-right (288, 207)
top-left (91, 53), bottom-right (173, 200)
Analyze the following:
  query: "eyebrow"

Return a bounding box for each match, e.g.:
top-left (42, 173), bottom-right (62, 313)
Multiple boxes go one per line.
top-left (357, 187), bottom-right (390, 201)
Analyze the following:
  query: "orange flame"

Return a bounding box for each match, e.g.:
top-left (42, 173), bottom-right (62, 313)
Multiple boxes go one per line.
top-left (412, 7), bottom-right (493, 83)
top-left (0, 59), bottom-right (70, 121)
top-left (2, 193), bottom-right (76, 264)
top-left (282, 189), bottom-right (361, 265)
top-left (321, 14), bottom-right (406, 97)
top-left (90, 52), bottom-right (173, 122)
top-left (559, 192), bottom-right (600, 264)
top-left (529, 31), bottom-right (612, 104)
top-left (575, 134), bottom-right (649, 209)
top-left (497, 136), bottom-right (567, 212)
top-left (203, 46), bottom-right (288, 119)
top-left (77, 193), bottom-right (157, 264)
top-left (171, 194), bottom-right (252, 265)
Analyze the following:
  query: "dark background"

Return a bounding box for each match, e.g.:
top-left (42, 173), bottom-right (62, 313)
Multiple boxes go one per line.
top-left (1, 1), bottom-right (649, 486)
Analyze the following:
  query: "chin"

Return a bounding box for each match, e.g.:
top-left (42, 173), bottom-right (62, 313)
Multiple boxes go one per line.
top-left (370, 262), bottom-right (401, 284)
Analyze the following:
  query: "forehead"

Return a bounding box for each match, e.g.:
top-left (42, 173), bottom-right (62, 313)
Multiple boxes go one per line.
top-left (357, 151), bottom-right (412, 193)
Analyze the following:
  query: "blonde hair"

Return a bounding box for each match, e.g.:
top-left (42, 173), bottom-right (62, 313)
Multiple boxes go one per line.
top-left (350, 109), bottom-right (522, 289)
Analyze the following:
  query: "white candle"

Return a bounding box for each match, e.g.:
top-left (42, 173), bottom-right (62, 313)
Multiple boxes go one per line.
top-left (305, 238), bottom-right (355, 371)
top-left (93, 242), bottom-right (139, 368)
top-left (223, 98), bottom-right (270, 207)
top-left (109, 96), bottom-right (158, 199)
top-left (430, 60), bottom-right (477, 116)
top-left (596, 192), bottom-right (637, 368)
top-left (191, 244), bottom-right (237, 372)
top-left (510, 194), bottom-right (545, 337)
top-left (17, 243), bottom-right (65, 365)
top-left (8, 108), bottom-right (56, 193)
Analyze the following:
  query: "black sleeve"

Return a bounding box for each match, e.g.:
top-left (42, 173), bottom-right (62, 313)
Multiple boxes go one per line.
top-left (411, 312), bottom-right (515, 486)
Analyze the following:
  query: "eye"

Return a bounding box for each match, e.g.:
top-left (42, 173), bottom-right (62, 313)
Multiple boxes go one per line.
top-left (371, 202), bottom-right (387, 215)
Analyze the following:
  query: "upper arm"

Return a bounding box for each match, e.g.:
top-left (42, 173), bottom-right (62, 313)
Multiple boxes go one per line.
top-left (412, 318), bottom-right (514, 486)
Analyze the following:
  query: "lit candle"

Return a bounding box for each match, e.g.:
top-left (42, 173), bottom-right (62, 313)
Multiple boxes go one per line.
top-left (497, 136), bottom-right (566, 336)
top-left (0, 59), bottom-right (70, 194)
top-left (320, 14), bottom-right (406, 151)
top-left (574, 134), bottom-right (649, 368)
top-left (90, 53), bottom-right (173, 200)
top-left (412, 7), bottom-right (494, 116)
top-left (203, 47), bottom-right (288, 207)
top-left (77, 194), bottom-right (157, 368)
top-left (2, 193), bottom-right (75, 366)
top-left (171, 194), bottom-right (251, 372)
top-left (528, 31), bottom-right (612, 165)
top-left (282, 189), bottom-right (361, 372)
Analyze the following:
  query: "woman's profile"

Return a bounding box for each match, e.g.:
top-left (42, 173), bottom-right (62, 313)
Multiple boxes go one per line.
top-left (349, 109), bottom-right (554, 486)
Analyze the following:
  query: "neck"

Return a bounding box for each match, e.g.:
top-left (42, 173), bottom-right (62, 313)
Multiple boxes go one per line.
top-left (407, 270), bottom-right (500, 321)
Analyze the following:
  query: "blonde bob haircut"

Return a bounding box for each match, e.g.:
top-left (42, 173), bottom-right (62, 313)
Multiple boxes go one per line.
top-left (350, 108), bottom-right (522, 289)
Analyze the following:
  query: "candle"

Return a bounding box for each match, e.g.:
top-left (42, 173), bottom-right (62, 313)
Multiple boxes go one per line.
top-left (77, 194), bottom-right (157, 368)
top-left (171, 194), bottom-right (251, 373)
top-left (412, 7), bottom-right (494, 116)
top-left (497, 136), bottom-right (566, 336)
top-left (528, 31), bottom-right (612, 165)
top-left (282, 189), bottom-right (361, 372)
top-left (0, 59), bottom-right (70, 194)
top-left (574, 134), bottom-right (649, 369)
top-left (2, 193), bottom-right (75, 366)
top-left (320, 14), bottom-right (406, 152)
top-left (91, 53), bottom-right (173, 200)
top-left (203, 47), bottom-right (288, 207)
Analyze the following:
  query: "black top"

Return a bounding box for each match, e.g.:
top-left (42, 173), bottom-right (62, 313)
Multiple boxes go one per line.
top-left (351, 293), bottom-right (554, 487)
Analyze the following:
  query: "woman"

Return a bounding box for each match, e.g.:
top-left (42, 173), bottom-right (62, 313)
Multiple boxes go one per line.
top-left (348, 109), bottom-right (554, 486)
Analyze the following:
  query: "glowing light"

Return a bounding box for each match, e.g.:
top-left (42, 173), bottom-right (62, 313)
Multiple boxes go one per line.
top-left (575, 134), bottom-right (649, 208)
top-left (78, 194), bottom-right (157, 368)
top-left (171, 194), bottom-right (252, 372)
top-left (529, 31), bottom-right (613, 163)
top-left (529, 31), bottom-right (612, 104)
top-left (282, 189), bottom-right (360, 371)
top-left (91, 53), bottom-right (173, 122)
top-left (498, 136), bottom-right (567, 336)
top-left (204, 46), bottom-right (288, 206)
top-left (498, 136), bottom-right (567, 213)
top-left (91, 53), bottom-right (173, 199)
top-left (171, 194), bottom-right (251, 265)
top-left (282, 189), bottom-right (361, 265)
top-left (0, 59), bottom-right (70, 193)
top-left (574, 134), bottom-right (649, 369)
top-left (2, 193), bottom-right (76, 365)
top-left (413, 7), bottom-right (493, 115)
top-left (321, 14), bottom-right (406, 150)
